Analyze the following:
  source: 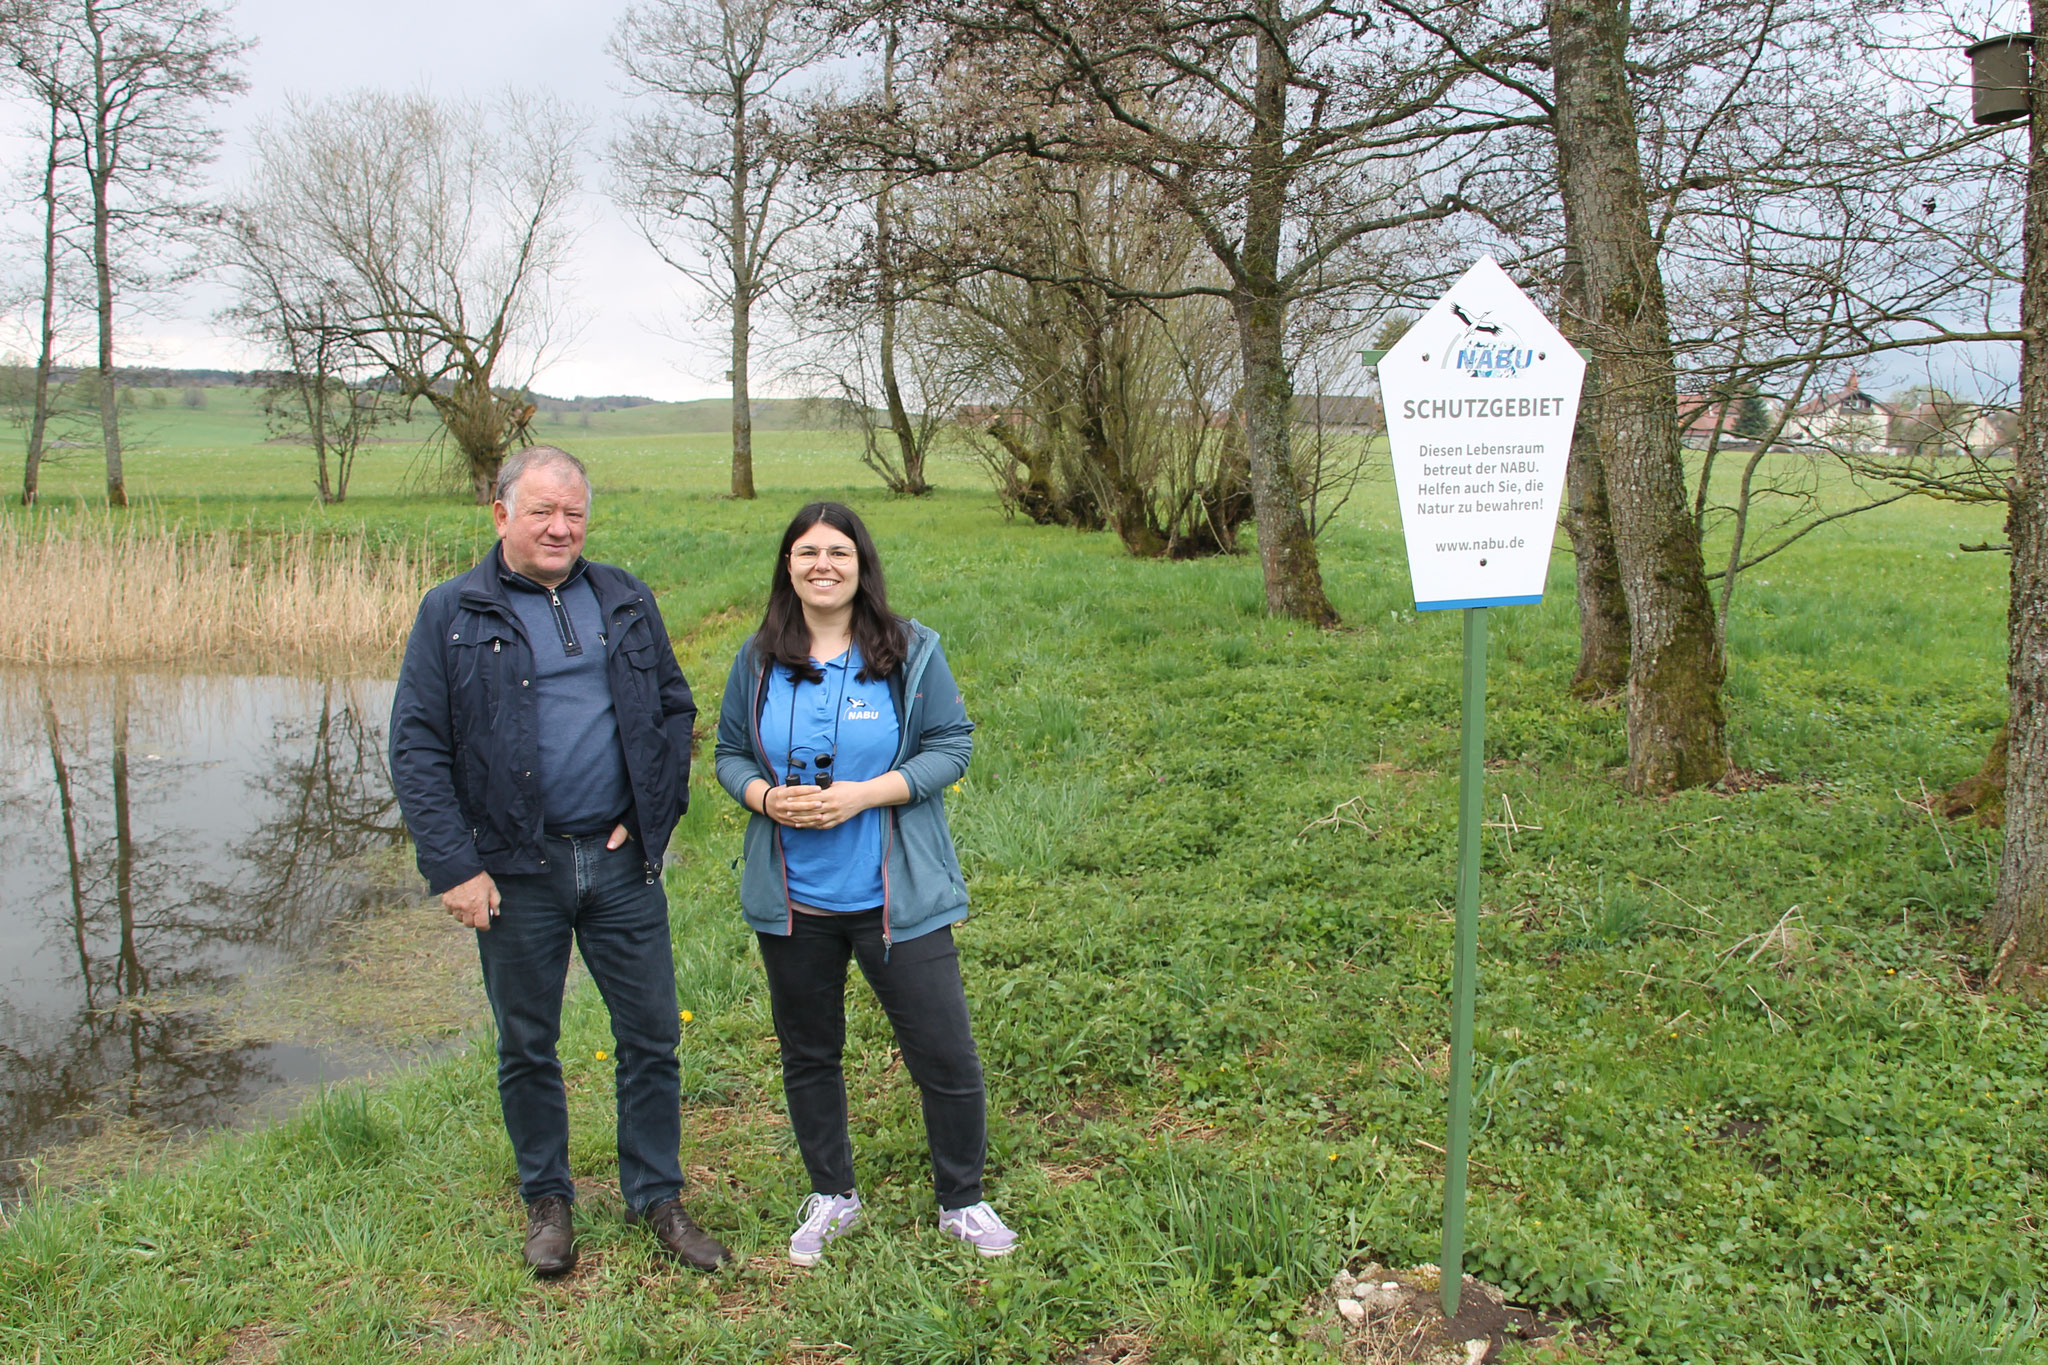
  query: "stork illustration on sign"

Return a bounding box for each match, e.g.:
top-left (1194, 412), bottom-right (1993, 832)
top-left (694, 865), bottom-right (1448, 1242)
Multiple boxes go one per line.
top-left (1444, 301), bottom-right (1534, 379)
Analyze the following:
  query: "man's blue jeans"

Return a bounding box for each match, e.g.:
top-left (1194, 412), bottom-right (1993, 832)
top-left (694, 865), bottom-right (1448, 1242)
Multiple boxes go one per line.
top-left (476, 833), bottom-right (685, 1213)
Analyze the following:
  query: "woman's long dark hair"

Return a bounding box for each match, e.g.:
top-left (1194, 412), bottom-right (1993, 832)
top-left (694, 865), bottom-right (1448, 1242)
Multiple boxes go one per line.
top-left (755, 501), bottom-right (907, 683)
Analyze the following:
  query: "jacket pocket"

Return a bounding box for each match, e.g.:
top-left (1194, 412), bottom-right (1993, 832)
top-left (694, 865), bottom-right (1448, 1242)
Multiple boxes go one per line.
top-left (891, 802), bottom-right (968, 927)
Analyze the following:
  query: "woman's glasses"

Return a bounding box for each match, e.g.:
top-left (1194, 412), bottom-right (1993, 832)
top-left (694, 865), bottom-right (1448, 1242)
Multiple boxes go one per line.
top-left (790, 546), bottom-right (856, 568)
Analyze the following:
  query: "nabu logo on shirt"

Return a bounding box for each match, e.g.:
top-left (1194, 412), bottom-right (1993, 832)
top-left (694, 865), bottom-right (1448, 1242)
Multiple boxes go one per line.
top-left (844, 698), bottom-right (882, 720)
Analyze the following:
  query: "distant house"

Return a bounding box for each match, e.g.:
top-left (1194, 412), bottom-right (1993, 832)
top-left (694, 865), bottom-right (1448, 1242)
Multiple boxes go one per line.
top-left (1676, 393), bottom-right (1780, 446)
top-left (1780, 371), bottom-right (1894, 452)
top-left (1887, 401), bottom-right (2017, 459)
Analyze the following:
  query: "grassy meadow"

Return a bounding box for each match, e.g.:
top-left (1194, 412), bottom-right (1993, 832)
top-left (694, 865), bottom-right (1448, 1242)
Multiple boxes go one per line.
top-left (0, 402), bottom-right (2042, 1363)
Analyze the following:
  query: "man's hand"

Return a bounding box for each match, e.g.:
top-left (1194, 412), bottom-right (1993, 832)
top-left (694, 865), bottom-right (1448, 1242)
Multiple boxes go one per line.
top-left (442, 870), bottom-right (501, 930)
top-left (606, 823), bottom-right (631, 850)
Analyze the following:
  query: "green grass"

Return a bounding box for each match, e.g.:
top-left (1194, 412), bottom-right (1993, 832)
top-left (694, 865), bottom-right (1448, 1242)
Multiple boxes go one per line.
top-left (0, 420), bottom-right (2041, 1363)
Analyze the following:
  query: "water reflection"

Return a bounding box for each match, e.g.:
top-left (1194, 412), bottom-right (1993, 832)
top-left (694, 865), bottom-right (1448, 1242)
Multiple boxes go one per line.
top-left (0, 672), bottom-right (409, 1194)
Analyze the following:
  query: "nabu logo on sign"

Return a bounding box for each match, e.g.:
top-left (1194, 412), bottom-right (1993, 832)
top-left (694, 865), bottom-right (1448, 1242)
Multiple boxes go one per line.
top-left (1445, 303), bottom-right (1536, 380)
top-left (844, 698), bottom-right (881, 720)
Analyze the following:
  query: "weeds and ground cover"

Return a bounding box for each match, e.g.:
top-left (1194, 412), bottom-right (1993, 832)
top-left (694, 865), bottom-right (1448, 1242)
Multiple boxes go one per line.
top-left (0, 427), bottom-right (2041, 1363)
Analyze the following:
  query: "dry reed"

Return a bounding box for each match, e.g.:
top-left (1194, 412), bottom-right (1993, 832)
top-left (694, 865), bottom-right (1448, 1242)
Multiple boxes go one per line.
top-left (0, 517), bottom-right (438, 671)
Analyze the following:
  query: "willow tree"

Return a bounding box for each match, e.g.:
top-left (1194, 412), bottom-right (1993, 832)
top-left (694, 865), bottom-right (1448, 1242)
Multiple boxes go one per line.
top-left (821, 0), bottom-right (1531, 624)
top-left (241, 91), bottom-right (581, 502)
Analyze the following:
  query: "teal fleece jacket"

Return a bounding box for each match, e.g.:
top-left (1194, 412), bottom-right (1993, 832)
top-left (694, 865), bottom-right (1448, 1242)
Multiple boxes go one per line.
top-left (714, 619), bottom-right (974, 944)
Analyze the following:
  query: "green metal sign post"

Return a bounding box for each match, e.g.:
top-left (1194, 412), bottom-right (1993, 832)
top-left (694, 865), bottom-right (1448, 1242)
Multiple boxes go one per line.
top-left (1440, 606), bottom-right (1487, 1318)
top-left (1369, 256), bottom-right (1585, 1324)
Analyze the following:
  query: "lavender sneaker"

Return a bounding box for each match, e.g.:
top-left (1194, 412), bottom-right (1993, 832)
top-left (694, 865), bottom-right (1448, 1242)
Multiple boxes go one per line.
top-left (788, 1191), bottom-right (862, 1266)
top-left (938, 1201), bottom-right (1018, 1258)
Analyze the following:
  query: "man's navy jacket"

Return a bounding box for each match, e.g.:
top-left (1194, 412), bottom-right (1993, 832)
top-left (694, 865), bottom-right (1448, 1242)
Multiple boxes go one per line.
top-left (389, 543), bottom-right (697, 894)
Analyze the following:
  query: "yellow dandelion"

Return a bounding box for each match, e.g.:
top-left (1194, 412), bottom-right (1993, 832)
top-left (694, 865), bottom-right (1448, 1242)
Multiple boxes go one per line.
top-left (1329, 1152), bottom-right (1340, 1161)
top-left (595, 1050), bottom-right (608, 1060)
top-left (680, 1010), bottom-right (695, 1023)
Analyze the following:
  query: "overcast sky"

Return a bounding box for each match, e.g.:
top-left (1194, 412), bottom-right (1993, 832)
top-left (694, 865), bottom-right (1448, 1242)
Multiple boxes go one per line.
top-left (0, 0), bottom-right (734, 401)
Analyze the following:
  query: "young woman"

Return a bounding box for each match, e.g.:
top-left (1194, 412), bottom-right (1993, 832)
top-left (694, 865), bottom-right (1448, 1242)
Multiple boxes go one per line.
top-left (713, 501), bottom-right (1016, 1266)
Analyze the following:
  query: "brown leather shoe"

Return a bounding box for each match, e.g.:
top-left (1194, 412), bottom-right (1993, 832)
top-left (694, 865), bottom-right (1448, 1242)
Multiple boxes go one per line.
top-left (633, 1197), bottom-right (728, 1270)
top-left (524, 1195), bottom-right (577, 1277)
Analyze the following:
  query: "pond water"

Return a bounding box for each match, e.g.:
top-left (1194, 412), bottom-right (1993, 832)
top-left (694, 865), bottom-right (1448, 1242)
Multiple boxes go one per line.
top-left (0, 672), bottom-right (423, 1198)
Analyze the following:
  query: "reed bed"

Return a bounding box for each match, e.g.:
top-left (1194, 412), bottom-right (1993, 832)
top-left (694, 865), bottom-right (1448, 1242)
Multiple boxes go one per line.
top-left (0, 517), bottom-right (438, 671)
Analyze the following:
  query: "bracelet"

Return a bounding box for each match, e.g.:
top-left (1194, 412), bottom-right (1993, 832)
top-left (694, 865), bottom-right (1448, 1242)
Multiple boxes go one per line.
top-left (759, 783), bottom-right (777, 817)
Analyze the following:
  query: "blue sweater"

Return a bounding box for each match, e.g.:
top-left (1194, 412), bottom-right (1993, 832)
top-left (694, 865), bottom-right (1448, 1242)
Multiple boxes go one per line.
top-left (714, 620), bottom-right (974, 944)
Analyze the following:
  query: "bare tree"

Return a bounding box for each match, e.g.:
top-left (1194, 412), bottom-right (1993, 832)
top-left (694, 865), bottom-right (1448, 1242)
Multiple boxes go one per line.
top-left (218, 191), bottom-right (384, 504)
top-left (243, 90), bottom-right (582, 503)
top-left (0, 2), bottom-right (88, 506)
top-left (611, 0), bottom-right (828, 500)
top-left (16, 0), bottom-right (247, 507)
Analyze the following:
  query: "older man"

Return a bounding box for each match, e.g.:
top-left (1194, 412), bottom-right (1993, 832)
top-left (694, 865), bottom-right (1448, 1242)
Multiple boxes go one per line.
top-left (389, 445), bottom-right (726, 1276)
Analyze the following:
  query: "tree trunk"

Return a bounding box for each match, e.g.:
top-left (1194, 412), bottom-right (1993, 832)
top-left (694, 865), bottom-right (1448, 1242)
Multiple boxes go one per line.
top-left (1985, 0), bottom-right (2048, 990)
top-left (1558, 250), bottom-right (1629, 697)
top-left (1565, 403), bottom-right (1631, 698)
top-left (310, 362), bottom-right (334, 504)
top-left (1079, 297), bottom-right (1166, 556)
top-left (875, 31), bottom-right (927, 497)
top-left (729, 90), bottom-right (756, 501)
top-left (733, 294), bottom-right (757, 501)
top-left (25, 92), bottom-right (63, 508)
top-left (1550, 0), bottom-right (1725, 792)
top-left (875, 181), bottom-right (923, 493)
top-left (88, 12), bottom-right (125, 508)
top-left (90, 166), bottom-right (124, 507)
top-left (1232, 17), bottom-right (1337, 626)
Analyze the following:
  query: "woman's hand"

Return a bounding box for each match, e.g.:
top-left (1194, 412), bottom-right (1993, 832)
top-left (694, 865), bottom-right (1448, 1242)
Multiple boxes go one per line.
top-left (761, 782), bottom-right (818, 826)
top-left (771, 779), bottom-right (878, 830)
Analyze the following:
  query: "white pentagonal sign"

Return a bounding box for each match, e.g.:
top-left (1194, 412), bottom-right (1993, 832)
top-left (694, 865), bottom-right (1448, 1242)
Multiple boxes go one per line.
top-left (1376, 256), bottom-right (1585, 610)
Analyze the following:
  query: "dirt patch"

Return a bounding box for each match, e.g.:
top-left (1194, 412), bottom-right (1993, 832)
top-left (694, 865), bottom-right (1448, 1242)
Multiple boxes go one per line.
top-left (781, 1344), bottom-right (859, 1365)
top-left (221, 1323), bottom-right (287, 1364)
top-left (412, 1312), bottom-right (507, 1347)
top-left (1713, 768), bottom-right (1787, 795)
top-left (1314, 1261), bottom-right (1565, 1364)
top-left (1069, 1328), bottom-right (1154, 1363)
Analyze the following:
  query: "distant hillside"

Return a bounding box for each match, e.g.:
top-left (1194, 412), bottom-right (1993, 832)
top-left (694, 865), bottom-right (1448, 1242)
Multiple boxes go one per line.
top-left (531, 397), bottom-right (865, 435)
top-left (0, 367), bottom-right (868, 436)
top-left (0, 364), bottom-right (251, 389)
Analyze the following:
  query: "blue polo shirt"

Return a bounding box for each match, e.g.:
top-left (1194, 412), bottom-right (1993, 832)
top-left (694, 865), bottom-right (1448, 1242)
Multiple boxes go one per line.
top-left (764, 644), bottom-right (901, 911)
top-left (502, 563), bottom-right (631, 835)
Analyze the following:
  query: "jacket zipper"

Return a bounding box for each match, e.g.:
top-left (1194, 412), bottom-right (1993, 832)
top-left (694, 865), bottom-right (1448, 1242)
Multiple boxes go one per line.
top-left (546, 587), bottom-right (583, 656)
top-left (749, 657), bottom-right (797, 936)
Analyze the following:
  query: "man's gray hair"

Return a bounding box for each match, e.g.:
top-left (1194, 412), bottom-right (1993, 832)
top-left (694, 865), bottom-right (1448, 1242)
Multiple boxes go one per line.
top-left (495, 445), bottom-right (593, 509)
